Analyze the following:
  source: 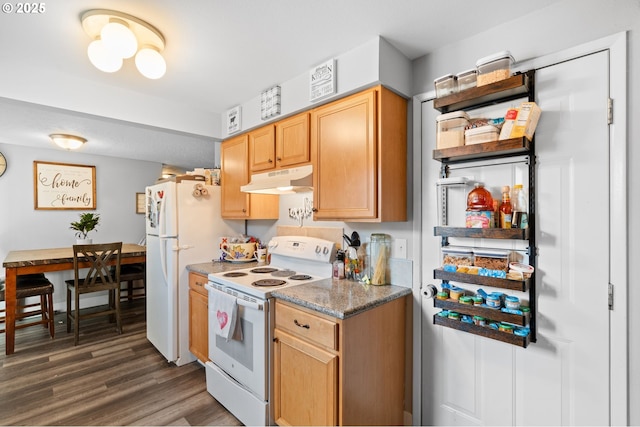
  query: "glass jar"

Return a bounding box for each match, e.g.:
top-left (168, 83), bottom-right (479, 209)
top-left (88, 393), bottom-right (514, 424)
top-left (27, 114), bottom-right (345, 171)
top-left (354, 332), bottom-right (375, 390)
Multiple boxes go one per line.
top-left (368, 233), bottom-right (390, 285)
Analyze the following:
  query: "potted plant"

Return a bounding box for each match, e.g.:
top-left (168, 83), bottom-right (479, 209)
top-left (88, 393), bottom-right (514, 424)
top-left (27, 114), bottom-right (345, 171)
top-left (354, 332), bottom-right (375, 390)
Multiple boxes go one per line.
top-left (70, 212), bottom-right (100, 244)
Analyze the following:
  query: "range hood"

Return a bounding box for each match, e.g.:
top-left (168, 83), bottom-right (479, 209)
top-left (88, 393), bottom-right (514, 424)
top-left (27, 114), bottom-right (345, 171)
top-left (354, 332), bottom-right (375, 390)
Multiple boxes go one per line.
top-left (240, 164), bottom-right (313, 194)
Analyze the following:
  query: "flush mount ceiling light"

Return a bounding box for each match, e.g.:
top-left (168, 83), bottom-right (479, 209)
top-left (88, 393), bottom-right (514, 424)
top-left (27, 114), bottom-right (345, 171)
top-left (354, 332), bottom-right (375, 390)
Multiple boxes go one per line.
top-left (81, 9), bottom-right (166, 79)
top-left (50, 134), bottom-right (87, 150)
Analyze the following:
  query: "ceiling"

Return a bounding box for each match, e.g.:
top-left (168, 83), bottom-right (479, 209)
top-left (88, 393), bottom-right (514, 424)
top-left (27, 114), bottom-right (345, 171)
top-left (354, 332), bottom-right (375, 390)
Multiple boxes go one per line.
top-left (0, 0), bottom-right (560, 169)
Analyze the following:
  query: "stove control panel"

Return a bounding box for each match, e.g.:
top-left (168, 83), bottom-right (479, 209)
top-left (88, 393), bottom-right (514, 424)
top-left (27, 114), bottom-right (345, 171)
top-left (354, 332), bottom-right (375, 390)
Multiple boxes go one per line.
top-left (268, 235), bottom-right (335, 263)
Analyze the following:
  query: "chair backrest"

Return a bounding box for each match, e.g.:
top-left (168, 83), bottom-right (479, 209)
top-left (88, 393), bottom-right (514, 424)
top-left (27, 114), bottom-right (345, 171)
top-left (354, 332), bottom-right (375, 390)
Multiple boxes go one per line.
top-left (72, 242), bottom-right (123, 290)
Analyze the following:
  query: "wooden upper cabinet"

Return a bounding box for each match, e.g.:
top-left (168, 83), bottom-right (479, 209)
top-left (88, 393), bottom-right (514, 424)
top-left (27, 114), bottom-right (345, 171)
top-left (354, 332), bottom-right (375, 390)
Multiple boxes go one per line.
top-left (249, 124), bottom-right (276, 172)
top-left (275, 112), bottom-right (310, 168)
top-left (250, 113), bottom-right (310, 173)
top-left (221, 134), bottom-right (278, 219)
top-left (311, 85), bottom-right (407, 222)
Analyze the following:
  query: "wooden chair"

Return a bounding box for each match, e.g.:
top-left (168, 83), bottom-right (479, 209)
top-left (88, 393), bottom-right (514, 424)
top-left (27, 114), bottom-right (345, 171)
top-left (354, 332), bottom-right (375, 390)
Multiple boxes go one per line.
top-left (0, 273), bottom-right (55, 338)
top-left (65, 242), bottom-right (123, 345)
top-left (111, 263), bottom-right (146, 301)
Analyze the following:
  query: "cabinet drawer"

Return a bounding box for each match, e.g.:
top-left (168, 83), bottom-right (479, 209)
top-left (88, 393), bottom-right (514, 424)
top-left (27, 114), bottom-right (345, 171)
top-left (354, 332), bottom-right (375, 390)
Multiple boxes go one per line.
top-left (189, 272), bottom-right (208, 296)
top-left (276, 302), bottom-right (337, 351)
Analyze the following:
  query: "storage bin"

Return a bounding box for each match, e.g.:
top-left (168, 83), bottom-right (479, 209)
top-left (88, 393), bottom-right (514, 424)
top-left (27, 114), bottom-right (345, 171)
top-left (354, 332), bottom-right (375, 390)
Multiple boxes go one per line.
top-left (465, 125), bottom-right (499, 145)
top-left (456, 69), bottom-right (477, 91)
top-left (442, 247), bottom-right (473, 267)
top-left (436, 111), bottom-right (470, 149)
top-left (476, 51), bottom-right (515, 86)
top-left (473, 248), bottom-right (510, 272)
top-left (434, 73), bottom-right (457, 98)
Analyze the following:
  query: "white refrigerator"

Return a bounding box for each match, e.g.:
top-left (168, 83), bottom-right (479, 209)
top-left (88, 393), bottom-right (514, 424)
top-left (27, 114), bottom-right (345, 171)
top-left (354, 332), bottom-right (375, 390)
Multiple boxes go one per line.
top-left (145, 179), bottom-right (244, 366)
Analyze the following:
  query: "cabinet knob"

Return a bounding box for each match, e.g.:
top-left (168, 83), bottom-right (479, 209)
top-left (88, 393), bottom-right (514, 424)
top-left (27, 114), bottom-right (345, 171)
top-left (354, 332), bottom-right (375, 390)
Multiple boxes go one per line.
top-left (276, 157), bottom-right (282, 162)
top-left (312, 208), bottom-right (318, 213)
top-left (268, 158), bottom-right (273, 163)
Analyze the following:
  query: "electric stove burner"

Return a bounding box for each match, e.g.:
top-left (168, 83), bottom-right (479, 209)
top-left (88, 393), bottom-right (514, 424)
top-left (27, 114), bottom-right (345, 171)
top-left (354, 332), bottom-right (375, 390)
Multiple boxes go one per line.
top-left (252, 279), bottom-right (287, 287)
top-left (250, 267), bottom-right (279, 274)
top-left (271, 269), bottom-right (296, 277)
top-left (289, 274), bottom-right (312, 281)
top-left (223, 271), bottom-right (248, 277)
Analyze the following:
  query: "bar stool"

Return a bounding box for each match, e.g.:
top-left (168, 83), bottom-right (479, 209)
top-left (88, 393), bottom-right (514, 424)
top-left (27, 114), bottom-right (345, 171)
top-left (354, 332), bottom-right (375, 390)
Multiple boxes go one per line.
top-left (0, 273), bottom-right (55, 338)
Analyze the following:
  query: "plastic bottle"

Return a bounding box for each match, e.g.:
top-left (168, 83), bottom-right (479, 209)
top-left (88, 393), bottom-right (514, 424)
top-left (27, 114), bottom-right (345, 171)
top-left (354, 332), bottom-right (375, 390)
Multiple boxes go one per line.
top-left (466, 183), bottom-right (495, 228)
top-left (499, 186), bottom-right (512, 229)
top-left (332, 250), bottom-right (345, 279)
top-left (466, 183), bottom-right (494, 211)
top-left (511, 184), bottom-right (528, 229)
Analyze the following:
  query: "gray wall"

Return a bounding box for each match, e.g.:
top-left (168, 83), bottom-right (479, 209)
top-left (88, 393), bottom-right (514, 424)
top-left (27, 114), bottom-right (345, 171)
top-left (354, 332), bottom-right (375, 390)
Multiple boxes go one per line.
top-left (0, 142), bottom-right (160, 308)
top-left (410, 0), bottom-right (639, 423)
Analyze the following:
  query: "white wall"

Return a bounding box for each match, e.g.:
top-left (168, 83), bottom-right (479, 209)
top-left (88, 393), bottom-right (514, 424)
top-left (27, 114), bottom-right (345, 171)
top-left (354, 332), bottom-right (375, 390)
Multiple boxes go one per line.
top-left (246, 192), bottom-right (416, 257)
top-left (411, 0), bottom-right (639, 423)
top-left (0, 142), bottom-right (160, 309)
top-left (221, 36), bottom-right (414, 137)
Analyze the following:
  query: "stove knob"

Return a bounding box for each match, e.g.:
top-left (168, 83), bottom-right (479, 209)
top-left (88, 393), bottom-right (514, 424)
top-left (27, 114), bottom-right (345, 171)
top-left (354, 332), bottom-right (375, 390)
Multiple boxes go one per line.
top-left (269, 239), bottom-right (278, 249)
top-left (315, 245), bottom-right (321, 254)
top-left (322, 246), bottom-right (329, 255)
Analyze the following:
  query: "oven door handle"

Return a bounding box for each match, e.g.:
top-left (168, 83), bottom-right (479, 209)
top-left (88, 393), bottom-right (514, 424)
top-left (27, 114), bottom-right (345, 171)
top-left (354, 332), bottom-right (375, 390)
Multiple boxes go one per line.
top-left (205, 283), bottom-right (264, 311)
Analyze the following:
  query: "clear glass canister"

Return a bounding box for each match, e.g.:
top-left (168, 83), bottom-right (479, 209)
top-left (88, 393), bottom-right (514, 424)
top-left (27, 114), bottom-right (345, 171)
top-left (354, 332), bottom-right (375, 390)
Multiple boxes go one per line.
top-left (368, 234), bottom-right (390, 285)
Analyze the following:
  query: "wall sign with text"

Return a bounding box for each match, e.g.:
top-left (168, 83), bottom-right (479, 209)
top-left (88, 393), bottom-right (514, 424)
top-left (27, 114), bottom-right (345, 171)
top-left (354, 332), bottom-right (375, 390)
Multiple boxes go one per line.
top-left (33, 161), bottom-right (96, 210)
top-left (309, 58), bottom-right (336, 102)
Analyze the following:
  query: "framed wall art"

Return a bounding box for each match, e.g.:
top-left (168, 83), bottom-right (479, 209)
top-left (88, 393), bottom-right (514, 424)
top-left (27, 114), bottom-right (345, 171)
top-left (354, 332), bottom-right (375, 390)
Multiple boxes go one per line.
top-left (33, 161), bottom-right (96, 210)
top-left (136, 192), bottom-right (145, 214)
top-left (226, 105), bottom-right (242, 134)
top-left (309, 58), bottom-right (336, 102)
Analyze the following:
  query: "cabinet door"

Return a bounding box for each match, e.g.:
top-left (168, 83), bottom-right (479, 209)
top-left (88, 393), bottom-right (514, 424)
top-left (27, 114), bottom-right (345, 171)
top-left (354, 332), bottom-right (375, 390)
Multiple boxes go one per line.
top-left (188, 272), bottom-right (209, 363)
top-left (249, 124), bottom-right (276, 172)
top-left (189, 289), bottom-right (208, 362)
top-left (273, 328), bottom-right (338, 426)
top-left (276, 112), bottom-right (310, 168)
top-left (221, 134), bottom-right (250, 218)
top-left (311, 90), bottom-right (377, 220)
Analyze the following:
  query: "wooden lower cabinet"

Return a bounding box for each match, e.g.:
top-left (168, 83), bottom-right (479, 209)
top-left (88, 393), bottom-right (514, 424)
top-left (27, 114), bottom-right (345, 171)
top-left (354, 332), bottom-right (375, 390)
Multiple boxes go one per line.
top-left (273, 298), bottom-right (406, 426)
top-left (188, 272), bottom-right (209, 362)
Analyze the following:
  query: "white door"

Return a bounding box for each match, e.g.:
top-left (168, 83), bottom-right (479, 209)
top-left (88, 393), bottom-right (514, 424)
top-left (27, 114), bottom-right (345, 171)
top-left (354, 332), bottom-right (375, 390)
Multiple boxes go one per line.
top-left (421, 51), bottom-right (611, 425)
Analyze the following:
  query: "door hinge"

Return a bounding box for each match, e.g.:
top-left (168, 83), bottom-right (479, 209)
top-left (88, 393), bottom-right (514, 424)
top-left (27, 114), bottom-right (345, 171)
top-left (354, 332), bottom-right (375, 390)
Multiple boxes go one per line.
top-left (607, 98), bottom-right (613, 125)
top-left (608, 283), bottom-right (614, 310)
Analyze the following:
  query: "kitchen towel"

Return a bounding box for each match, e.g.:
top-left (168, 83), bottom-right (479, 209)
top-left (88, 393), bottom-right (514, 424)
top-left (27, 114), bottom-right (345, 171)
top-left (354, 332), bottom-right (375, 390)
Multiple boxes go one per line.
top-left (210, 290), bottom-right (239, 341)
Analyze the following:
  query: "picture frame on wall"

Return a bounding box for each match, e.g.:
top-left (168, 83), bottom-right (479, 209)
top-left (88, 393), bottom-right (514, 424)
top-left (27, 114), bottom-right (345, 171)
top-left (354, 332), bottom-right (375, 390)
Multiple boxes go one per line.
top-left (309, 58), bottom-right (336, 102)
top-left (226, 105), bottom-right (242, 134)
top-left (136, 192), bottom-right (145, 214)
top-left (33, 161), bottom-right (96, 210)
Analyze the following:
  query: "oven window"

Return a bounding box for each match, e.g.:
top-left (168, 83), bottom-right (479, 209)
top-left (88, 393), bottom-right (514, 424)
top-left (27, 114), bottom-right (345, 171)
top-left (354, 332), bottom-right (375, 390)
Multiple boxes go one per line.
top-left (215, 318), bottom-right (253, 370)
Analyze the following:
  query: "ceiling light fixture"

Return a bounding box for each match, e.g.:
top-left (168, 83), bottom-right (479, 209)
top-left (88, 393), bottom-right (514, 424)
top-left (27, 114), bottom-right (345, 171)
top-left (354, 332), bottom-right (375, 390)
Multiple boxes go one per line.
top-left (81, 9), bottom-right (166, 79)
top-left (50, 134), bottom-right (87, 150)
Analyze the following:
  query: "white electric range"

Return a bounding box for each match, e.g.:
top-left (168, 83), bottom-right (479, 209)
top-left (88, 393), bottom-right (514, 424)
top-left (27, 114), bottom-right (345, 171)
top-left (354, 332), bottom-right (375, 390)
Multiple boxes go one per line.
top-left (204, 235), bottom-right (336, 426)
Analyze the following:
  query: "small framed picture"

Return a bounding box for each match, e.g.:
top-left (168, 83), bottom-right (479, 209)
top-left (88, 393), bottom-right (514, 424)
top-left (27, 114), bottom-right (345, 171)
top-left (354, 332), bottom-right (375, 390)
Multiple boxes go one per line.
top-left (309, 59), bottom-right (336, 102)
top-left (227, 106), bottom-right (241, 134)
top-left (136, 192), bottom-right (145, 214)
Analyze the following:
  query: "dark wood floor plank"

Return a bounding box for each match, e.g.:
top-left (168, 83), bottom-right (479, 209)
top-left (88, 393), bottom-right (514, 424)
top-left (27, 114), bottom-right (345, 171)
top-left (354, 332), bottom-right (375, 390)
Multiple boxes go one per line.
top-left (0, 299), bottom-right (242, 426)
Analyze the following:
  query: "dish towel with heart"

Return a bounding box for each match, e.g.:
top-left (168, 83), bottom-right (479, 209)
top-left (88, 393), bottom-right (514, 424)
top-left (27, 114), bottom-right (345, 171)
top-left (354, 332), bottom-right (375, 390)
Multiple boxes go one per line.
top-left (210, 290), bottom-right (240, 341)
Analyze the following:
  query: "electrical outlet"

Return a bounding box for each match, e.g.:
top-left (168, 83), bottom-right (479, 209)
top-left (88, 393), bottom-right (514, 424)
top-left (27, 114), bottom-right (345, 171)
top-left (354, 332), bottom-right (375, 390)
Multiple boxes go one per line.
top-left (392, 238), bottom-right (407, 259)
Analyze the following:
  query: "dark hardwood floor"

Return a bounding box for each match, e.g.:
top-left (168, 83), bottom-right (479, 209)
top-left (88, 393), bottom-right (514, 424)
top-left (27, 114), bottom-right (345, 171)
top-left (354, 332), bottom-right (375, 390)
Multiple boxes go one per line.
top-left (0, 299), bottom-right (242, 426)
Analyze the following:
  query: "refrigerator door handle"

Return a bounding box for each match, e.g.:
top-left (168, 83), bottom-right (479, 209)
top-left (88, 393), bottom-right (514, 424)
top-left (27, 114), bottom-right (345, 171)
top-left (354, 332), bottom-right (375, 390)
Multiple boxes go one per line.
top-left (160, 237), bottom-right (169, 285)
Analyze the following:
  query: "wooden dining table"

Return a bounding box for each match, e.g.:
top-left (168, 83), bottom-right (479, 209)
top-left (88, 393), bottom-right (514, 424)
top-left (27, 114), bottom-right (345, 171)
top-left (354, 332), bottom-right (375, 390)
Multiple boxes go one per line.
top-left (2, 243), bottom-right (146, 355)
